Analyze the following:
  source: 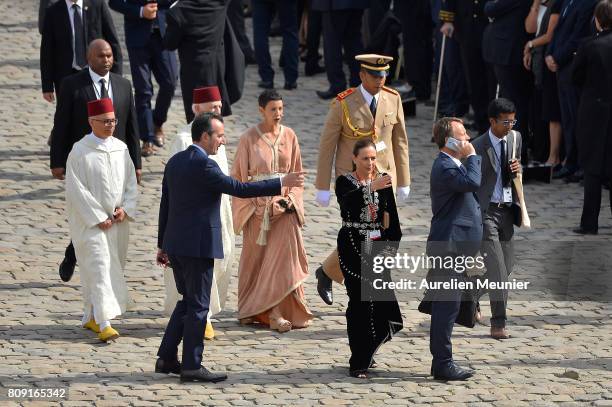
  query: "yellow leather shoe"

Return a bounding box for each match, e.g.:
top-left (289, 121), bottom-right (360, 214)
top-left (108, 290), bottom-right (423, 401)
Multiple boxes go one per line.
top-left (83, 319), bottom-right (100, 333)
top-left (204, 321), bottom-right (215, 340)
top-left (98, 326), bottom-right (119, 342)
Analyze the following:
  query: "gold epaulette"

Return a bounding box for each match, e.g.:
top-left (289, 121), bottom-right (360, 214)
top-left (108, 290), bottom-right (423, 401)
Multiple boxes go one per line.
top-left (336, 88), bottom-right (355, 101)
top-left (382, 86), bottom-right (399, 96)
top-left (439, 10), bottom-right (455, 22)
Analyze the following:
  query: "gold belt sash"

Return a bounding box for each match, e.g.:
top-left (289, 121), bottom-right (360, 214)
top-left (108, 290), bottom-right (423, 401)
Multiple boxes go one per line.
top-left (340, 99), bottom-right (376, 141)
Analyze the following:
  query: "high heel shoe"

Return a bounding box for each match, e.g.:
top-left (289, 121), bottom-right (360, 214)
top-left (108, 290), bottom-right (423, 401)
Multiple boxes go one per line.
top-left (349, 369), bottom-right (368, 379)
top-left (270, 317), bottom-right (292, 333)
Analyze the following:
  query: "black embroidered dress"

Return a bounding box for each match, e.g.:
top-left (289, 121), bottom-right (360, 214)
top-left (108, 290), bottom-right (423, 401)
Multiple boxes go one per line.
top-left (335, 173), bottom-right (404, 373)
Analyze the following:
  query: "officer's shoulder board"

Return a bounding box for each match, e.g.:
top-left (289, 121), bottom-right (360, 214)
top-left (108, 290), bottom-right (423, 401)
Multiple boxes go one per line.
top-left (336, 88), bottom-right (355, 101)
top-left (382, 86), bottom-right (399, 96)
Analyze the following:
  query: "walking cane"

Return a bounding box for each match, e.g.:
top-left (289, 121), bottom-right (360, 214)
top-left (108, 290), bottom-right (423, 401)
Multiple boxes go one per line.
top-left (433, 34), bottom-right (447, 124)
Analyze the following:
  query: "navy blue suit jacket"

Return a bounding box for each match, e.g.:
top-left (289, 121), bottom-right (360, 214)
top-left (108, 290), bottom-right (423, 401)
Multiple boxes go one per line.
top-left (158, 145), bottom-right (282, 259)
top-left (427, 153), bottom-right (483, 257)
top-left (546, 0), bottom-right (597, 70)
top-left (109, 0), bottom-right (171, 48)
top-left (482, 0), bottom-right (531, 67)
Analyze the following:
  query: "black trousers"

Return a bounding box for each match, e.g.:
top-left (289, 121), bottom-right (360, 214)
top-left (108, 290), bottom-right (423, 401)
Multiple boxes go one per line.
top-left (305, 8), bottom-right (322, 69)
top-left (394, 0), bottom-right (433, 100)
top-left (581, 173), bottom-right (612, 232)
top-left (228, 0), bottom-right (255, 60)
top-left (459, 41), bottom-right (496, 133)
top-left (321, 8), bottom-right (364, 92)
top-left (494, 64), bottom-right (532, 163)
top-left (157, 255), bottom-right (214, 371)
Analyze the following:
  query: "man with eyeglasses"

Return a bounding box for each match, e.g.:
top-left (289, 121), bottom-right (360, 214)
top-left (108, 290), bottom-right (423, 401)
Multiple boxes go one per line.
top-left (65, 98), bottom-right (138, 342)
top-left (472, 98), bottom-right (522, 340)
top-left (51, 39), bottom-right (141, 283)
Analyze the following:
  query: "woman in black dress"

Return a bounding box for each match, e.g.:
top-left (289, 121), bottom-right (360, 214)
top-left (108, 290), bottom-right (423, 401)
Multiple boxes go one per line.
top-left (335, 139), bottom-right (403, 379)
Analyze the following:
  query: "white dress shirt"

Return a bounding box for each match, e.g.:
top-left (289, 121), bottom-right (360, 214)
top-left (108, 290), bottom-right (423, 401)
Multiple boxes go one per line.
top-left (359, 84), bottom-right (379, 112)
top-left (441, 151), bottom-right (463, 168)
top-left (488, 130), bottom-right (508, 203)
top-left (89, 68), bottom-right (114, 102)
top-left (65, 0), bottom-right (84, 70)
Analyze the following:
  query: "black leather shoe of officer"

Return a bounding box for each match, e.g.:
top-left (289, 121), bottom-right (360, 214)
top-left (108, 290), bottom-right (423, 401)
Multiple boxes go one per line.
top-left (305, 63), bottom-right (326, 76)
top-left (180, 366), bottom-right (227, 383)
top-left (155, 358), bottom-right (181, 374)
top-left (432, 363), bottom-right (474, 381)
top-left (316, 88), bottom-right (340, 100)
top-left (59, 256), bottom-right (76, 282)
top-left (258, 81), bottom-right (274, 89)
top-left (315, 266), bottom-right (333, 305)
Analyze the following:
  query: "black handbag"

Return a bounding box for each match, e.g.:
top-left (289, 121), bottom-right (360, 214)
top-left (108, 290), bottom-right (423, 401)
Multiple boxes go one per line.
top-left (418, 290), bottom-right (478, 328)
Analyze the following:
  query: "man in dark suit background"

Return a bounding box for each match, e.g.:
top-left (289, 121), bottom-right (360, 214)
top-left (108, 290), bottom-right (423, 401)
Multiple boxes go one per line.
top-left (546, 0), bottom-right (598, 180)
top-left (472, 98), bottom-right (522, 340)
top-left (440, 0), bottom-right (497, 133)
top-left (50, 39), bottom-right (141, 283)
top-left (482, 0), bottom-right (532, 161)
top-left (40, 0), bottom-right (122, 103)
top-left (427, 117), bottom-right (482, 381)
top-left (164, 0), bottom-right (238, 121)
top-left (155, 113), bottom-right (305, 382)
top-left (312, 0), bottom-right (368, 99)
top-left (109, 0), bottom-right (178, 157)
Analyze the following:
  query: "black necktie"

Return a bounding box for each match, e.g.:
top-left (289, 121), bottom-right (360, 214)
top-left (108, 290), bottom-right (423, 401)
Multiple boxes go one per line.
top-left (500, 139), bottom-right (510, 186)
top-left (369, 96), bottom-right (377, 117)
top-left (72, 4), bottom-right (86, 68)
top-left (99, 78), bottom-right (108, 98)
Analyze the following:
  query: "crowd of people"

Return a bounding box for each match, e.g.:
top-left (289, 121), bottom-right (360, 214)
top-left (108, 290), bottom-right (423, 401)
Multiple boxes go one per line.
top-left (38, 0), bottom-right (612, 384)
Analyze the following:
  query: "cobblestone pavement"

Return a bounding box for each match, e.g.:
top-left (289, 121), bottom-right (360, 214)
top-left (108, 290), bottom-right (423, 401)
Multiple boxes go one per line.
top-left (1, 1), bottom-right (611, 406)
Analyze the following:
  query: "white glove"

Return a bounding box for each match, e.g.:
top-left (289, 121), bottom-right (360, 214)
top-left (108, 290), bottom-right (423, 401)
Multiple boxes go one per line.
top-left (397, 186), bottom-right (411, 203)
top-left (315, 190), bottom-right (331, 207)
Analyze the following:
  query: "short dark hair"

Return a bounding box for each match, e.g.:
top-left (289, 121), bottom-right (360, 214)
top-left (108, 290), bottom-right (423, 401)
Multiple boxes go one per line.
top-left (595, 0), bottom-right (612, 30)
top-left (488, 98), bottom-right (516, 119)
top-left (433, 117), bottom-right (463, 148)
top-left (191, 112), bottom-right (223, 142)
top-left (258, 89), bottom-right (282, 108)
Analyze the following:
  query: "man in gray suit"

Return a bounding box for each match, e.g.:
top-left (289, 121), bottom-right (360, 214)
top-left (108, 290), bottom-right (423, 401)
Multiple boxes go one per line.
top-left (472, 98), bottom-right (522, 340)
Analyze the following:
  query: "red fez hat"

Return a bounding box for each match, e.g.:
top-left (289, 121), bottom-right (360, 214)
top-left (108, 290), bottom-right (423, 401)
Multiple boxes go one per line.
top-left (193, 86), bottom-right (221, 104)
top-left (87, 98), bottom-right (114, 117)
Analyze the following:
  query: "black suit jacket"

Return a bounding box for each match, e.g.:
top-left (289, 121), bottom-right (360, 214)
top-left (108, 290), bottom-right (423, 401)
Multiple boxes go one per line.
top-left (482, 0), bottom-right (531, 66)
top-left (158, 146), bottom-right (281, 259)
top-left (573, 29), bottom-right (612, 177)
top-left (51, 69), bottom-right (141, 170)
top-left (108, 0), bottom-right (172, 48)
top-left (40, 0), bottom-right (123, 93)
top-left (439, 0), bottom-right (489, 44)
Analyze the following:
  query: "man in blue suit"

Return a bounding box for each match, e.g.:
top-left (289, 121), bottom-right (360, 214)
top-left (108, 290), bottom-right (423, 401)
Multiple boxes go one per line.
top-left (427, 117), bottom-right (482, 381)
top-left (155, 112), bottom-right (304, 383)
top-left (109, 0), bottom-right (178, 157)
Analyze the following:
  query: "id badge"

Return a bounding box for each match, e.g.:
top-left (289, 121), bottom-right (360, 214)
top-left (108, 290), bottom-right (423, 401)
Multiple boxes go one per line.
top-left (503, 186), bottom-right (513, 203)
top-left (375, 141), bottom-right (387, 152)
top-left (369, 230), bottom-right (382, 240)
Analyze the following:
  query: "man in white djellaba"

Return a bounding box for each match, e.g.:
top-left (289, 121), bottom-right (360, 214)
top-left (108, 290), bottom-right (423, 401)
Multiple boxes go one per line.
top-left (164, 86), bottom-right (233, 340)
top-left (65, 98), bottom-right (138, 342)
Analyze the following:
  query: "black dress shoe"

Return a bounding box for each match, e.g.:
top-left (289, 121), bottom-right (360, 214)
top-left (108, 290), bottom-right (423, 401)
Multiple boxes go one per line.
top-left (553, 166), bottom-right (574, 179)
top-left (305, 64), bottom-right (326, 76)
top-left (315, 266), bottom-right (333, 305)
top-left (432, 362), bottom-right (474, 381)
top-left (155, 358), bottom-right (181, 375)
top-left (573, 227), bottom-right (598, 235)
top-left (59, 256), bottom-right (76, 282)
top-left (316, 89), bottom-right (340, 100)
top-left (258, 81), bottom-right (274, 89)
top-left (180, 366), bottom-right (227, 383)
top-left (284, 82), bottom-right (297, 90)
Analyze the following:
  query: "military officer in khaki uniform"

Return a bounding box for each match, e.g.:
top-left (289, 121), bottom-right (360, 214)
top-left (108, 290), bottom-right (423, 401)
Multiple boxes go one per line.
top-left (314, 54), bottom-right (411, 305)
